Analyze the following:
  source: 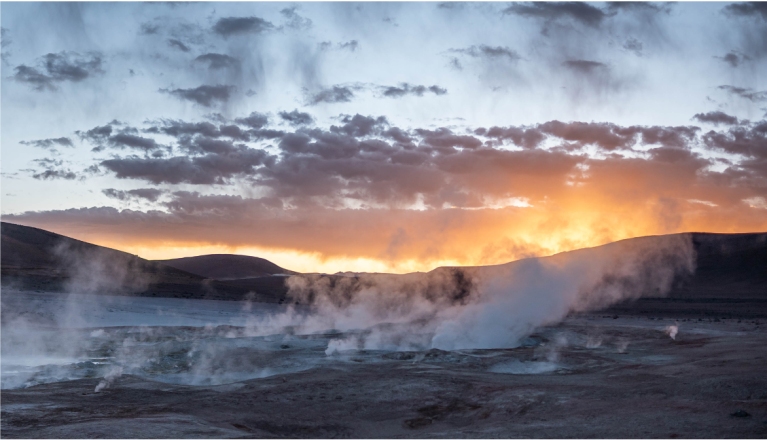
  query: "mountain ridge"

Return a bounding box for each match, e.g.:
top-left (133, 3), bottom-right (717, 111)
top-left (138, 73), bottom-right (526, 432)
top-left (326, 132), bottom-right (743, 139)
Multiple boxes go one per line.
top-left (2, 222), bottom-right (766, 315)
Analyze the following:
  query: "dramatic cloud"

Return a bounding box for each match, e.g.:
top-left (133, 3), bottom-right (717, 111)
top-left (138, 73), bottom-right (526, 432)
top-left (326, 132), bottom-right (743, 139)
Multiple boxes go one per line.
top-left (693, 111), bottom-right (739, 126)
top-left (451, 45), bottom-right (521, 62)
top-left (161, 85), bottom-right (235, 107)
top-left (193, 53), bottom-right (240, 70)
top-left (20, 137), bottom-right (74, 150)
top-left (563, 59), bottom-right (607, 74)
top-left (280, 7), bottom-right (312, 30)
top-left (3, 2), bottom-right (767, 272)
top-left (318, 40), bottom-right (359, 52)
top-left (29, 158), bottom-right (79, 181)
top-left (306, 85), bottom-right (355, 105)
top-left (279, 110), bottom-right (314, 126)
top-left (503, 0), bottom-right (670, 29)
top-left (235, 112), bottom-right (270, 129)
top-left (718, 85), bottom-right (767, 102)
top-left (107, 133), bottom-right (162, 152)
top-left (64, 113), bottom-right (750, 215)
top-left (212, 16), bottom-right (275, 37)
top-left (101, 141), bottom-right (273, 185)
top-left (31, 169), bottom-right (78, 180)
top-left (8, 113), bottom-right (767, 270)
top-left (723, 2), bottom-right (767, 21)
top-left (503, 2), bottom-right (608, 28)
top-left (13, 51), bottom-right (104, 91)
top-left (102, 188), bottom-right (164, 202)
top-left (167, 39), bottom-right (191, 52)
top-left (381, 83), bottom-right (448, 98)
top-left (717, 51), bottom-right (752, 67)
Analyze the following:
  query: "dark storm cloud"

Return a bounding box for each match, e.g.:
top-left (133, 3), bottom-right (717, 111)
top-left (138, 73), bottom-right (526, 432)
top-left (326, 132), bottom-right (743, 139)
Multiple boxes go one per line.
top-left (330, 114), bottom-right (389, 138)
top-left (146, 119), bottom-right (221, 138)
top-left (504, 1), bottom-right (671, 28)
top-left (139, 22), bottom-right (160, 35)
top-left (29, 158), bottom-right (79, 181)
top-left (161, 84), bottom-right (235, 107)
top-left (279, 110), bottom-right (315, 126)
top-left (693, 111), bottom-right (739, 126)
top-left (537, 120), bottom-right (635, 150)
top-left (167, 39), bottom-right (191, 52)
top-left (450, 45), bottom-right (521, 62)
top-left (317, 40), bottom-right (359, 52)
top-left (381, 84), bottom-right (448, 98)
top-left (623, 38), bottom-right (643, 56)
top-left (437, 2), bottom-right (468, 10)
top-left (503, 2), bottom-right (608, 28)
top-left (720, 3), bottom-right (767, 60)
top-left (20, 137), bottom-right (74, 150)
top-left (234, 112), bottom-right (269, 129)
top-left (13, 51), bottom-right (104, 91)
top-left (605, 2), bottom-right (672, 14)
top-left (101, 143), bottom-right (274, 185)
top-left (702, 121), bottom-right (767, 160)
top-left (563, 59), bottom-right (607, 74)
top-left (76, 121), bottom-right (168, 152)
top-left (722, 2), bottom-right (767, 21)
top-left (139, 18), bottom-right (207, 48)
top-left (102, 188), bottom-right (165, 202)
top-left (478, 126), bottom-right (546, 149)
top-left (718, 85), bottom-right (767, 102)
top-left (32, 169), bottom-right (78, 180)
top-left (193, 53), bottom-right (241, 70)
top-left (280, 7), bottom-right (313, 30)
top-left (76, 123), bottom-right (114, 143)
top-left (11, 110), bottom-right (767, 265)
top-left (306, 85), bottom-right (355, 105)
top-left (107, 133), bottom-right (162, 152)
top-left (27, 110), bottom-right (763, 216)
top-left (717, 51), bottom-right (752, 67)
top-left (416, 127), bottom-right (483, 150)
top-left (212, 16), bottom-right (275, 37)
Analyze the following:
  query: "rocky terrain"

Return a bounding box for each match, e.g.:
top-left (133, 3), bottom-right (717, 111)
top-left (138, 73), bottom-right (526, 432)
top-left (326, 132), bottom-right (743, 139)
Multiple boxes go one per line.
top-left (2, 222), bottom-right (766, 438)
top-left (2, 317), bottom-right (766, 438)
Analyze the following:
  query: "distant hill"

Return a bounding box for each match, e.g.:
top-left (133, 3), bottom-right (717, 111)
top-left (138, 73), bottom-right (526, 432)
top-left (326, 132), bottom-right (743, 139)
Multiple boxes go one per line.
top-left (603, 232), bottom-right (767, 318)
top-left (3, 222), bottom-right (766, 315)
top-left (0, 222), bottom-right (280, 302)
top-left (156, 254), bottom-right (295, 280)
top-left (425, 232), bottom-right (767, 317)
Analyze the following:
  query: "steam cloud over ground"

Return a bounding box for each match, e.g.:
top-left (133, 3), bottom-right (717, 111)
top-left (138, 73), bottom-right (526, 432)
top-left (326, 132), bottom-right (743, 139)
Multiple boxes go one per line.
top-left (248, 234), bottom-right (695, 351)
top-left (1, 234), bottom-right (694, 390)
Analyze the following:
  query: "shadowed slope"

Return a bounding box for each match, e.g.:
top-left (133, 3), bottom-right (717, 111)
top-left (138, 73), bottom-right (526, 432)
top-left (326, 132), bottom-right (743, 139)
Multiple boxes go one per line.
top-left (1, 222), bottom-right (273, 302)
top-left (156, 254), bottom-right (296, 280)
top-left (3, 222), bottom-right (766, 314)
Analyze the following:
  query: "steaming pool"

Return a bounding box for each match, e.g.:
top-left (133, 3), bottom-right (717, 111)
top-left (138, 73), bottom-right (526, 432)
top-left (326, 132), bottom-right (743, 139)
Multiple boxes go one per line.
top-left (1, 290), bottom-right (578, 390)
top-left (3, 289), bottom-right (748, 393)
top-left (1, 290), bottom-right (299, 389)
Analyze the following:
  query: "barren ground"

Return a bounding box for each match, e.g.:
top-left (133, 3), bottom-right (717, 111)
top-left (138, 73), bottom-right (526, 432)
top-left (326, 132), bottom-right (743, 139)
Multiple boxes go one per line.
top-left (3, 312), bottom-right (766, 438)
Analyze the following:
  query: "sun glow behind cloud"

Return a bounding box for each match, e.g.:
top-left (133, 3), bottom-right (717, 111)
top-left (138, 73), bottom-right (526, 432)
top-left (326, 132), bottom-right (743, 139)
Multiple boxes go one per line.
top-left (26, 193), bottom-right (765, 275)
top-left (3, 2), bottom-right (767, 274)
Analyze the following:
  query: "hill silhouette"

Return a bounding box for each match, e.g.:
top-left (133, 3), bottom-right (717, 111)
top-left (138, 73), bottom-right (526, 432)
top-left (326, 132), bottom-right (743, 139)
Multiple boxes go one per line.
top-left (2, 222), bottom-right (766, 314)
top-left (156, 254), bottom-right (295, 280)
top-left (1, 222), bottom-right (278, 302)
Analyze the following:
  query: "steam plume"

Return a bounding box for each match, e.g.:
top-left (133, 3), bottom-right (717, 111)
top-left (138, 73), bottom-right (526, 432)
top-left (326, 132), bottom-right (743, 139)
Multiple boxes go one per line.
top-left (243, 234), bottom-right (696, 352)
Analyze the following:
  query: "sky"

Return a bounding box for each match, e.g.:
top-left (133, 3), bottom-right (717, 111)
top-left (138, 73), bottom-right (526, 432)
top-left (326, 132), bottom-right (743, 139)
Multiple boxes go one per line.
top-left (1, 1), bottom-right (766, 273)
